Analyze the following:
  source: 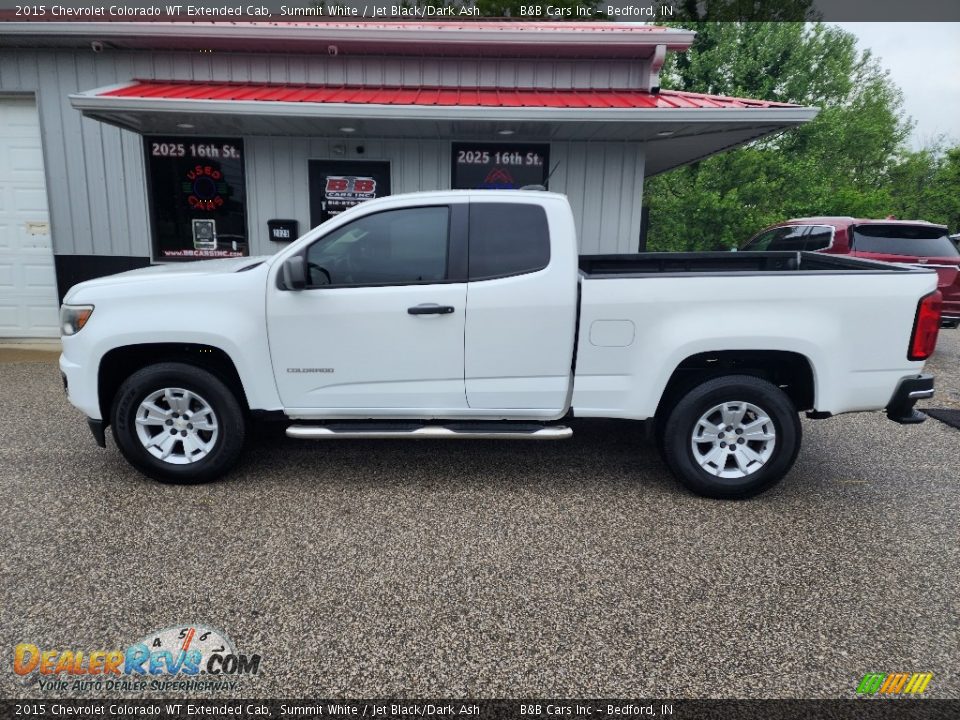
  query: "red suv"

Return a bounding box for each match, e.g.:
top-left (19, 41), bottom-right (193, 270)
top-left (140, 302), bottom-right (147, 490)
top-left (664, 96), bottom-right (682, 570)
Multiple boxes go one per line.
top-left (742, 218), bottom-right (960, 328)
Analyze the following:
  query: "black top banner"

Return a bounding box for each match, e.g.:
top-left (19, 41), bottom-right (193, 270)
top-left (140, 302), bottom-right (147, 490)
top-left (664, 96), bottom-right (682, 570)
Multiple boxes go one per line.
top-left (0, 1), bottom-right (959, 22)
top-left (2, 700), bottom-right (959, 720)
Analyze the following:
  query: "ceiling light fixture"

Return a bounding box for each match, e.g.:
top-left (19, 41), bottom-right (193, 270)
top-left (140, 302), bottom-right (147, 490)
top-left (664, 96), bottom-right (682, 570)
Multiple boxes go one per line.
top-left (498, 129), bottom-right (516, 136)
top-left (340, 126), bottom-right (356, 133)
top-left (656, 130), bottom-right (675, 137)
top-left (176, 123), bottom-right (194, 129)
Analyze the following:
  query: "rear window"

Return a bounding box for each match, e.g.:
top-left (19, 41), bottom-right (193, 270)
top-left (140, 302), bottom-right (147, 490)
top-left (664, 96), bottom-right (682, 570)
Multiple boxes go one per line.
top-left (852, 225), bottom-right (959, 257)
top-left (468, 203), bottom-right (550, 280)
top-left (742, 225), bottom-right (833, 252)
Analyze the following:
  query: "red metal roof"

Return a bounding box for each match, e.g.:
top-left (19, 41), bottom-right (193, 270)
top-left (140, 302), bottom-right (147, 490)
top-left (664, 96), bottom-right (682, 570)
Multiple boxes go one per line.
top-left (237, 21), bottom-right (681, 33)
top-left (101, 80), bottom-right (800, 110)
top-left (0, 17), bottom-right (676, 32)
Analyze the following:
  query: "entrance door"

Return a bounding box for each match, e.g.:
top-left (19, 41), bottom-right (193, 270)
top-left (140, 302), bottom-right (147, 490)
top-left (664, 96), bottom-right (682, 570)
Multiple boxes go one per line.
top-left (0, 97), bottom-right (58, 337)
top-left (268, 203), bottom-right (468, 413)
top-left (308, 160), bottom-right (391, 228)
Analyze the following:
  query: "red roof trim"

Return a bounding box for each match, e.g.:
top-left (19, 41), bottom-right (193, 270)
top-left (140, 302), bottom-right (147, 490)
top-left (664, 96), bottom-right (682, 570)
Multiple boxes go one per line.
top-left (100, 80), bottom-right (801, 110)
top-left (243, 21), bottom-right (682, 33)
top-left (0, 17), bottom-right (679, 32)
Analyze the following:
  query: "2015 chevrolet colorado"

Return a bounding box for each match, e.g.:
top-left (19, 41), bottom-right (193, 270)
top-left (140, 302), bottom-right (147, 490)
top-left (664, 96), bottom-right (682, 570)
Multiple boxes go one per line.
top-left (59, 191), bottom-right (941, 498)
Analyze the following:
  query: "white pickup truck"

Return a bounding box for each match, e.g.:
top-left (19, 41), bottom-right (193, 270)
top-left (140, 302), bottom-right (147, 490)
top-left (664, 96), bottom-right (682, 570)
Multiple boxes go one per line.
top-left (59, 191), bottom-right (942, 498)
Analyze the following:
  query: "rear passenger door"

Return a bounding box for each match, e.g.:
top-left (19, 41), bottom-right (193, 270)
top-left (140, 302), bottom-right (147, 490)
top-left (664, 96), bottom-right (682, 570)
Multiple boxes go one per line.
top-left (464, 199), bottom-right (578, 413)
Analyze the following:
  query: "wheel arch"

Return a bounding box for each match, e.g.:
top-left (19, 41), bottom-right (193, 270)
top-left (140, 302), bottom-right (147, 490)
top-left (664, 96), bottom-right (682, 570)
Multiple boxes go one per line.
top-left (654, 349), bottom-right (816, 421)
top-left (98, 343), bottom-right (249, 423)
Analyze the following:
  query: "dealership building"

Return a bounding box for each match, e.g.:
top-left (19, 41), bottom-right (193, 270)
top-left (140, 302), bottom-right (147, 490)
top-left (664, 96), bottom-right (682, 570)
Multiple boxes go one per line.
top-left (0, 21), bottom-right (816, 337)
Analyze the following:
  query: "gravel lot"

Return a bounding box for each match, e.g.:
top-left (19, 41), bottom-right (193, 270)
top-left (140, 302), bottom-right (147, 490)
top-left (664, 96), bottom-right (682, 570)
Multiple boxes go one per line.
top-left (1, 331), bottom-right (958, 700)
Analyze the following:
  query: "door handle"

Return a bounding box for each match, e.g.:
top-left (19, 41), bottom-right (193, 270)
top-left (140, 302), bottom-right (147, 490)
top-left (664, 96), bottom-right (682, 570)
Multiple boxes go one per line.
top-left (408, 303), bottom-right (455, 315)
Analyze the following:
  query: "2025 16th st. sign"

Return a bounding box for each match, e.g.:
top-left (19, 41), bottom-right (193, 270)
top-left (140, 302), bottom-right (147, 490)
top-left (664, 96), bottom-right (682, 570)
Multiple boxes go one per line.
top-left (145, 137), bottom-right (249, 260)
top-left (451, 143), bottom-right (550, 189)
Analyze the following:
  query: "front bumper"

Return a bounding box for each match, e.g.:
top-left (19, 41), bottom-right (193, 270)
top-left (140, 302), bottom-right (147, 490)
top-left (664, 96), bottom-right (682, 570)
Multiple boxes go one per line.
top-left (61, 359), bottom-right (107, 446)
top-left (59, 351), bottom-right (101, 420)
top-left (886, 374), bottom-right (934, 424)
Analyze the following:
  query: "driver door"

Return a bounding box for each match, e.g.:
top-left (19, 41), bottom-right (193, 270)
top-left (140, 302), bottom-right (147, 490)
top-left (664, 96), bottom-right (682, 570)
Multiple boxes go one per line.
top-left (267, 204), bottom-right (468, 413)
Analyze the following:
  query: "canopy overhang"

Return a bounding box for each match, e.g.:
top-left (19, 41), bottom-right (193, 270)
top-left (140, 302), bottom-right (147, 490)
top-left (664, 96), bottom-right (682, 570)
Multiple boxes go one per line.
top-left (71, 80), bottom-right (819, 176)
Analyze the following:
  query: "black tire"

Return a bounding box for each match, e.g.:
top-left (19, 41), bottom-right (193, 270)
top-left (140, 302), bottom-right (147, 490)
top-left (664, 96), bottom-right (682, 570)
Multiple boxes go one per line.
top-left (661, 374), bottom-right (801, 499)
top-left (111, 362), bottom-right (246, 484)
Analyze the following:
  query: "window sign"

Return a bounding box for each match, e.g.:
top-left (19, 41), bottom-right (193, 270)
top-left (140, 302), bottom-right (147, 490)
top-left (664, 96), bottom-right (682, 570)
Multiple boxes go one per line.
top-left (451, 143), bottom-right (550, 189)
top-left (308, 161), bottom-right (392, 227)
top-left (145, 137), bottom-right (248, 260)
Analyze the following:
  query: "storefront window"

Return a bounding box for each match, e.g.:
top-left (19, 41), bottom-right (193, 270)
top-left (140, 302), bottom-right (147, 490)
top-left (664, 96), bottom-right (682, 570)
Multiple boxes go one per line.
top-left (308, 160), bottom-right (392, 228)
top-left (451, 143), bottom-right (550, 190)
top-left (144, 137), bottom-right (248, 260)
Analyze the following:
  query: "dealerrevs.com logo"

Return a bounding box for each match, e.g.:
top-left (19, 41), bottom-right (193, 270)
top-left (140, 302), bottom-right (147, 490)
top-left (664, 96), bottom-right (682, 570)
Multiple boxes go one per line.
top-left (13, 625), bottom-right (261, 693)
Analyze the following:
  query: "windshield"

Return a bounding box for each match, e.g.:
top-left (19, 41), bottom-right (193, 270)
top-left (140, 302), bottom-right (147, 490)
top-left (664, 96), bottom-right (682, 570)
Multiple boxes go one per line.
top-left (852, 225), bottom-right (959, 258)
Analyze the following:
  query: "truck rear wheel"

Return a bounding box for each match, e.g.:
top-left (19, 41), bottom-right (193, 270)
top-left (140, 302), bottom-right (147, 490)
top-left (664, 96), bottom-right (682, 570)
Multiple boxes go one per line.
top-left (661, 375), bottom-right (801, 499)
top-left (111, 362), bottom-right (245, 484)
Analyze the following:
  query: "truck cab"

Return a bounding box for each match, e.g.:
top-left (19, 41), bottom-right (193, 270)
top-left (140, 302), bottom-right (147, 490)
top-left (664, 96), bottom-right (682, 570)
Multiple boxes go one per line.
top-left (267, 192), bottom-right (578, 418)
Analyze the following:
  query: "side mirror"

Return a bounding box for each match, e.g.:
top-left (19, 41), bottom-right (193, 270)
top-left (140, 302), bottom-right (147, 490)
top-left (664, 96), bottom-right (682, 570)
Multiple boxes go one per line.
top-left (281, 255), bottom-right (307, 290)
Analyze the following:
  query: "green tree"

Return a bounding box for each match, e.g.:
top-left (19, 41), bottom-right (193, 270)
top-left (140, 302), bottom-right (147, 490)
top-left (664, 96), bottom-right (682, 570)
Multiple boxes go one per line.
top-left (644, 22), bottom-right (915, 251)
top-left (889, 145), bottom-right (960, 230)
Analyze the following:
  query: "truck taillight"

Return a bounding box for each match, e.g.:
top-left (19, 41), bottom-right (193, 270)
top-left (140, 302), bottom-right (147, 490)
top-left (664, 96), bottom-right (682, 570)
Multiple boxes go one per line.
top-left (908, 291), bottom-right (942, 361)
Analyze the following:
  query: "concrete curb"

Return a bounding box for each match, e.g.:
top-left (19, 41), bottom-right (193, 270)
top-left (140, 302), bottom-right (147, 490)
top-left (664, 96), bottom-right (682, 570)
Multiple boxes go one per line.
top-left (0, 339), bottom-right (61, 362)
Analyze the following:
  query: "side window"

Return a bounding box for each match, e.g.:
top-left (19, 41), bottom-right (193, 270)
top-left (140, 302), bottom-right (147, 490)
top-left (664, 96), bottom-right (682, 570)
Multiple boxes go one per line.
top-left (304, 206), bottom-right (449, 287)
top-left (766, 226), bottom-right (810, 251)
top-left (802, 226), bottom-right (833, 251)
top-left (468, 203), bottom-right (550, 280)
top-left (743, 228), bottom-right (785, 251)
top-left (745, 225), bottom-right (833, 252)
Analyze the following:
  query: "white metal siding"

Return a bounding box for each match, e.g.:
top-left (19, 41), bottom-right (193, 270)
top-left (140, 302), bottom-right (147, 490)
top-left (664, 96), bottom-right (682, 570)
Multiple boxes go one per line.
top-left (247, 138), bottom-right (644, 256)
top-left (0, 96), bottom-right (59, 337)
top-left (0, 49), bottom-right (152, 258)
top-left (0, 48), bottom-right (647, 260)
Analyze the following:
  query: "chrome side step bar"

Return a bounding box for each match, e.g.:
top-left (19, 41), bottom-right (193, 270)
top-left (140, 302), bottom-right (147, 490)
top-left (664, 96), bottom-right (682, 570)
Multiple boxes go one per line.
top-left (286, 424), bottom-right (572, 441)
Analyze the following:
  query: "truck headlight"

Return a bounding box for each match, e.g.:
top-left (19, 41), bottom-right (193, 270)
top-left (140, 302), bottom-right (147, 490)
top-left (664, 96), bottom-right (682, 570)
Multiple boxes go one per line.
top-left (60, 305), bottom-right (94, 336)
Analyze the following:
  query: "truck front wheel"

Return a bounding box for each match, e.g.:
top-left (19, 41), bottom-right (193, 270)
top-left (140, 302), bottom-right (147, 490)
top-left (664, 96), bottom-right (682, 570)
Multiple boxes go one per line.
top-left (661, 375), bottom-right (801, 499)
top-left (111, 362), bottom-right (246, 484)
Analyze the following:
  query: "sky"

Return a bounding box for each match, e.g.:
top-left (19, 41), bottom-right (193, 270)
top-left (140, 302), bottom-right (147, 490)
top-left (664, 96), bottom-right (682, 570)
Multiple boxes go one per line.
top-left (833, 23), bottom-right (960, 149)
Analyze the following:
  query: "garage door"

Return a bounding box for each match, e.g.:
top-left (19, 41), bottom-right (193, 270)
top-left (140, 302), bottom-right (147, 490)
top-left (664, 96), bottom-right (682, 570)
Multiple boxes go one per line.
top-left (0, 97), bottom-right (58, 337)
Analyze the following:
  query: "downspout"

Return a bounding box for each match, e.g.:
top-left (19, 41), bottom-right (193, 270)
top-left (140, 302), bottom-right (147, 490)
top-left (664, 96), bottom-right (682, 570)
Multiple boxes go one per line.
top-left (639, 44), bottom-right (666, 251)
top-left (648, 44), bottom-right (666, 94)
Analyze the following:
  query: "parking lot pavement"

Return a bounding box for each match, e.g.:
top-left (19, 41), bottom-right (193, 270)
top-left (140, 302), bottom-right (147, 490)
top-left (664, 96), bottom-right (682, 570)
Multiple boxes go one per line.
top-left (923, 327), bottom-right (960, 410)
top-left (1, 333), bottom-right (958, 700)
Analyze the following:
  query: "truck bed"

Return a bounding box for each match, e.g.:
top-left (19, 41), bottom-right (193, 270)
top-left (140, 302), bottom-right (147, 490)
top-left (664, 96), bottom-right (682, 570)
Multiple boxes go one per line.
top-left (578, 251), bottom-right (920, 277)
top-left (573, 248), bottom-right (938, 422)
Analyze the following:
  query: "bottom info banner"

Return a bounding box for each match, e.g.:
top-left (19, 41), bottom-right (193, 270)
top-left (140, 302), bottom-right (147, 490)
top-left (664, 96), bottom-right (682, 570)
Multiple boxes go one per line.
top-left (1, 700), bottom-right (958, 720)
